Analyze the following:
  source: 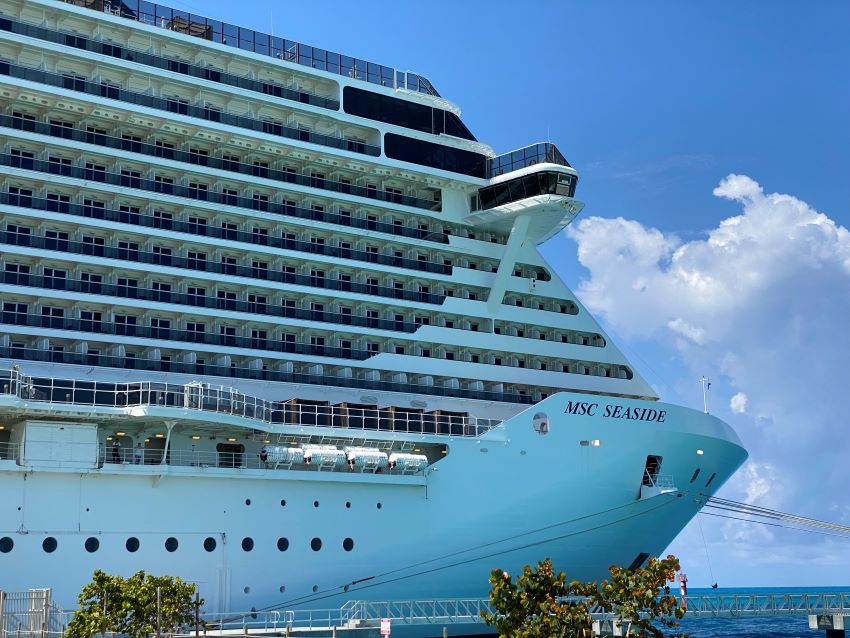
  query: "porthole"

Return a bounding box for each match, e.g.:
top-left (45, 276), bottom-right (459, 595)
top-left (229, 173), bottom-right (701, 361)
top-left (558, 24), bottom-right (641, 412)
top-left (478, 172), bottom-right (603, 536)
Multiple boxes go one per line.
top-left (241, 537), bottom-right (254, 552)
top-left (277, 537), bottom-right (289, 552)
top-left (126, 537), bottom-right (140, 553)
top-left (280, 499), bottom-right (286, 507)
top-left (279, 586), bottom-right (286, 593)
top-left (165, 537), bottom-right (178, 552)
top-left (243, 586), bottom-right (250, 594)
top-left (85, 537), bottom-right (100, 553)
top-left (310, 537), bottom-right (322, 551)
top-left (43, 537), bottom-right (58, 553)
top-left (312, 585), bottom-right (318, 593)
top-left (345, 501), bottom-right (351, 509)
top-left (376, 502), bottom-right (382, 510)
top-left (204, 537), bottom-right (217, 552)
top-left (343, 538), bottom-right (354, 552)
top-left (532, 412), bottom-right (549, 435)
top-left (245, 499), bottom-right (252, 506)
top-left (313, 500), bottom-right (320, 508)
top-left (0, 537), bottom-right (13, 553)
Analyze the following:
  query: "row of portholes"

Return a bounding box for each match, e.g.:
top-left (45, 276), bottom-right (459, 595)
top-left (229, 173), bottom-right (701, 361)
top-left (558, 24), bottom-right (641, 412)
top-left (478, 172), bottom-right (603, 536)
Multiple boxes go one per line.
top-left (0, 536), bottom-right (354, 554)
top-left (273, 499), bottom-right (381, 509)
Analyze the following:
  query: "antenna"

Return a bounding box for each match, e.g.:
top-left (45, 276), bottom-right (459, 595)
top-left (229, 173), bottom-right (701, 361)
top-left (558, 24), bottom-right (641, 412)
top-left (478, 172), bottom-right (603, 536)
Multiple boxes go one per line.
top-left (270, 8), bottom-right (274, 37)
top-left (699, 376), bottom-right (711, 414)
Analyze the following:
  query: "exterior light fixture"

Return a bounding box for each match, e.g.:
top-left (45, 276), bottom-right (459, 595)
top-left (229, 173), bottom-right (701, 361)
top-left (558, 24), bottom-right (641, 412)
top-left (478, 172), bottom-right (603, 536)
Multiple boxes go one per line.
top-left (116, 431), bottom-right (126, 436)
top-left (191, 435), bottom-right (201, 441)
top-left (591, 439), bottom-right (601, 447)
top-left (227, 437), bottom-right (237, 442)
top-left (155, 433), bottom-right (164, 438)
top-left (696, 449), bottom-right (704, 455)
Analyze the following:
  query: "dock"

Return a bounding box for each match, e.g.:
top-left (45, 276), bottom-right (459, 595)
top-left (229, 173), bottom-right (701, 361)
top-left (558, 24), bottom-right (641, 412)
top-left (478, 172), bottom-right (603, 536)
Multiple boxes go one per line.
top-left (6, 591), bottom-right (850, 637)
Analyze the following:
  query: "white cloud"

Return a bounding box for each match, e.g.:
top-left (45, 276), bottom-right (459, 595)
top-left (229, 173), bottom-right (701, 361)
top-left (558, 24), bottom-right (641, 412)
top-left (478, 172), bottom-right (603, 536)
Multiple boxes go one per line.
top-left (566, 175), bottom-right (850, 580)
top-left (730, 392), bottom-right (748, 414)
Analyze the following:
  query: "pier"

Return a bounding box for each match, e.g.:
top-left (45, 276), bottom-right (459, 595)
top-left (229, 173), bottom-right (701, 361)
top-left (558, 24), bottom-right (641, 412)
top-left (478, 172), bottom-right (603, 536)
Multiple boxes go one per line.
top-left (6, 590), bottom-right (850, 638)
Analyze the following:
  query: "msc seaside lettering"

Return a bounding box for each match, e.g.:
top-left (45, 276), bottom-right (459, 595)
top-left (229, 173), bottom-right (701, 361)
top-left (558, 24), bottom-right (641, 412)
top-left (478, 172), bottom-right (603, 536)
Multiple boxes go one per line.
top-left (564, 401), bottom-right (667, 423)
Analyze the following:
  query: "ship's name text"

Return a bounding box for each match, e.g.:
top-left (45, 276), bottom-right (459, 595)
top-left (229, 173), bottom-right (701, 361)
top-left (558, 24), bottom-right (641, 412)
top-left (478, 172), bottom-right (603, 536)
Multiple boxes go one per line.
top-left (564, 401), bottom-right (667, 422)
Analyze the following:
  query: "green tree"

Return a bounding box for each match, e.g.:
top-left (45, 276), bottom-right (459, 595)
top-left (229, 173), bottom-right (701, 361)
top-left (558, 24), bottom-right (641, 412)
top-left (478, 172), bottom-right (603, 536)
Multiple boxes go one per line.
top-left (592, 555), bottom-right (685, 638)
top-left (482, 555), bottom-right (686, 638)
top-left (481, 559), bottom-right (597, 637)
top-left (66, 570), bottom-right (202, 638)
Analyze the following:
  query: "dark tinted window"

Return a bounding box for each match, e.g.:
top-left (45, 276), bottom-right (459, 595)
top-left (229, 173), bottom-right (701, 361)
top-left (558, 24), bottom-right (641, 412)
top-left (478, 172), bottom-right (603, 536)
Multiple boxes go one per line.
top-left (85, 537), bottom-right (100, 553)
top-left (385, 133), bottom-right (486, 178)
top-left (277, 537), bottom-right (289, 551)
top-left (477, 171), bottom-right (577, 210)
top-left (344, 87), bottom-right (475, 141)
top-left (0, 537), bottom-right (12, 553)
top-left (204, 537), bottom-right (217, 552)
top-left (165, 537), bottom-right (178, 552)
top-left (43, 537), bottom-right (58, 553)
top-left (126, 537), bottom-right (140, 552)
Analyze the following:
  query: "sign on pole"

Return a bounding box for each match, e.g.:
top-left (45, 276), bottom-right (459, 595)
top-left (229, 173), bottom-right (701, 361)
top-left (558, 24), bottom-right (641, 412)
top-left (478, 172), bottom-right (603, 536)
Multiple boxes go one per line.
top-left (380, 618), bottom-right (392, 635)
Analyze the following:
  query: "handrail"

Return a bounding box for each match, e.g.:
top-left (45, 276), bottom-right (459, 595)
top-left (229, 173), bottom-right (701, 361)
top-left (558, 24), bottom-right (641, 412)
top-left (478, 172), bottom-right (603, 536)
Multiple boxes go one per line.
top-left (0, 271), bottom-right (421, 334)
top-left (487, 142), bottom-right (571, 177)
top-left (0, 113), bottom-right (441, 212)
top-left (0, 190), bottom-right (449, 275)
top-left (0, 60), bottom-right (380, 156)
top-left (59, 0), bottom-right (441, 97)
top-left (0, 346), bottom-right (539, 404)
top-left (0, 226), bottom-right (447, 305)
top-left (0, 369), bottom-right (503, 436)
top-left (0, 15), bottom-right (339, 111)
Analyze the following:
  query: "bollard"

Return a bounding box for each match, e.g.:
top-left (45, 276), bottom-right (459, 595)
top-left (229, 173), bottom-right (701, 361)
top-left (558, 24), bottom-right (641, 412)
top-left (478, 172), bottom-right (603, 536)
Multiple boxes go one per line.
top-left (332, 627), bottom-right (336, 638)
top-left (443, 627), bottom-right (448, 638)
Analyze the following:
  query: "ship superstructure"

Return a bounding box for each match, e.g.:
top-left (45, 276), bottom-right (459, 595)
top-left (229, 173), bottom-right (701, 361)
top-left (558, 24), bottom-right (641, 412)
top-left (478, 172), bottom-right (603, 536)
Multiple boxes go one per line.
top-left (0, 0), bottom-right (747, 624)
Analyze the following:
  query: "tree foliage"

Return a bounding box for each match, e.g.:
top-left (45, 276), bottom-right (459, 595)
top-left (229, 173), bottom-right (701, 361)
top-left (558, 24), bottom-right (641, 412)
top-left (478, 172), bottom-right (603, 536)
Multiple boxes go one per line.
top-left (482, 555), bottom-right (686, 638)
top-left (594, 555), bottom-right (685, 637)
top-left (66, 570), bottom-right (202, 638)
top-left (481, 560), bottom-right (597, 637)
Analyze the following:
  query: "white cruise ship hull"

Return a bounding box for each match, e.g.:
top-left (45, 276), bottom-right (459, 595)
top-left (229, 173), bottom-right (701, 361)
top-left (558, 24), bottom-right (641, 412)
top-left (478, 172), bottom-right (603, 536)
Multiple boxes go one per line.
top-left (0, 389), bottom-right (746, 613)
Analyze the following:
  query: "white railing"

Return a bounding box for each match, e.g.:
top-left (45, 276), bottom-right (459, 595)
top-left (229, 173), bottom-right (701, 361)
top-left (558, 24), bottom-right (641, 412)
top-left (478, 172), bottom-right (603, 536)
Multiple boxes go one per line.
top-left (0, 370), bottom-right (501, 438)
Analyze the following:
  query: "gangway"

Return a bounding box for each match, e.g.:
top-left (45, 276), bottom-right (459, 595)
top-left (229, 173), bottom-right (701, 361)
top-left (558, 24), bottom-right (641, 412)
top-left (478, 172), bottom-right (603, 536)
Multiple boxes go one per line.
top-left (190, 592), bottom-right (850, 637)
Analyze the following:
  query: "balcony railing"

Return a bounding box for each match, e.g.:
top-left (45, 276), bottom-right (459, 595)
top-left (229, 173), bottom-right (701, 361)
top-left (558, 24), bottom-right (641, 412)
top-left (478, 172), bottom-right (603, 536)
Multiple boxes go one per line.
top-left (0, 312), bottom-right (375, 360)
top-left (0, 228), bottom-right (446, 305)
top-left (0, 370), bottom-right (503, 436)
top-left (0, 153), bottom-right (447, 243)
top-left (0, 191), bottom-right (450, 276)
top-left (0, 60), bottom-right (380, 156)
top-left (59, 0), bottom-right (441, 97)
top-left (1, 114), bottom-right (440, 211)
top-left (0, 15), bottom-right (339, 110)
top-left (0, 271), bottom-right (421, 334)
top-left (487, 143), bottom-right (571, 178)
top-left (0, 348), bottom-right (538, 405)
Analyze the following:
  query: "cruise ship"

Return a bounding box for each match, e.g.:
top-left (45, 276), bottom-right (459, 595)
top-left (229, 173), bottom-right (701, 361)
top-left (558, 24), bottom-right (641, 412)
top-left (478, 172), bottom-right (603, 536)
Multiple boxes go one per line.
top-left (0, 0), bottom-right (748, 622)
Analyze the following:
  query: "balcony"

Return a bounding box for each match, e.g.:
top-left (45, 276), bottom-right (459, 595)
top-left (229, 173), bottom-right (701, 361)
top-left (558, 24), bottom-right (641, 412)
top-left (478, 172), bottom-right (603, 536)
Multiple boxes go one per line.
top-left (486, 143), bottom-right (571, 178)
top-left (59, 0), bottom-right (441, 97)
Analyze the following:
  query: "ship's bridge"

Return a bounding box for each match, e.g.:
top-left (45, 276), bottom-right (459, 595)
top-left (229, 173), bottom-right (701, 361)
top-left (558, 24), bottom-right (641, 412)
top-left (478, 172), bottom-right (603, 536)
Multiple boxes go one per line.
top-left (463, 143), bottom-right (583, 245)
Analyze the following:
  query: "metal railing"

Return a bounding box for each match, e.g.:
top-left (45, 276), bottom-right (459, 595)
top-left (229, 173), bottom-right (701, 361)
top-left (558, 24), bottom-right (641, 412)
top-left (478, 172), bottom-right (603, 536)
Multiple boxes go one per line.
top-left (487, 142), bottom-right (571, 177)
top-left (0, 225), bottom-right (446, 305)
top-left (0, 113), bottom-right (442, 212)
top-left (342, 599), bottom-right (491, 626)
top-left (0, 590), bottom-right (67, 638)
top-left (0, 61), bottom-right (380, 157)
top-left (0, 370), bottom-right (503, 437)
top-left (0, 16), bottom-right (339, 111)
top-left (0, 347), bottom-right (539, 405)
top-left (0, 271), bottom-right (422, 334)
top-left (60, 0), bottom-right (441, 97)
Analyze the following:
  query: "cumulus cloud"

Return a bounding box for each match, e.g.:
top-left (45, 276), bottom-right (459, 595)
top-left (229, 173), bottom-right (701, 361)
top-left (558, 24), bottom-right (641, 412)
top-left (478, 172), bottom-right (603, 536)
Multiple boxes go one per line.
top-left (566, 175), bottom-right (850, 582)
top-left (730, 392), bottom-right (748, 414)
top-left (566, 175), bottom-right (850, 576)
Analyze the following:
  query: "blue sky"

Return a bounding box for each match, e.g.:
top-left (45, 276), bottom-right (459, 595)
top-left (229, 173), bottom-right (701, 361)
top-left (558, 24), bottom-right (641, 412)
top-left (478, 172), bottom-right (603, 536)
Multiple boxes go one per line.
top-left (189, 0), bottom-right (850, 585)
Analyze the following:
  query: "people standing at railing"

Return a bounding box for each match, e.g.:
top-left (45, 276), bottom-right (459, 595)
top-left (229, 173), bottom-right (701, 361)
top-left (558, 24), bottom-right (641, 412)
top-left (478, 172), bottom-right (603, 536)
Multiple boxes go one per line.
top-left (134, 442), bottom-right (144, 465)
top-left (259, 445), bottom-right (268, 468)
top-left (111, 438), bottom-right (121, 463)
